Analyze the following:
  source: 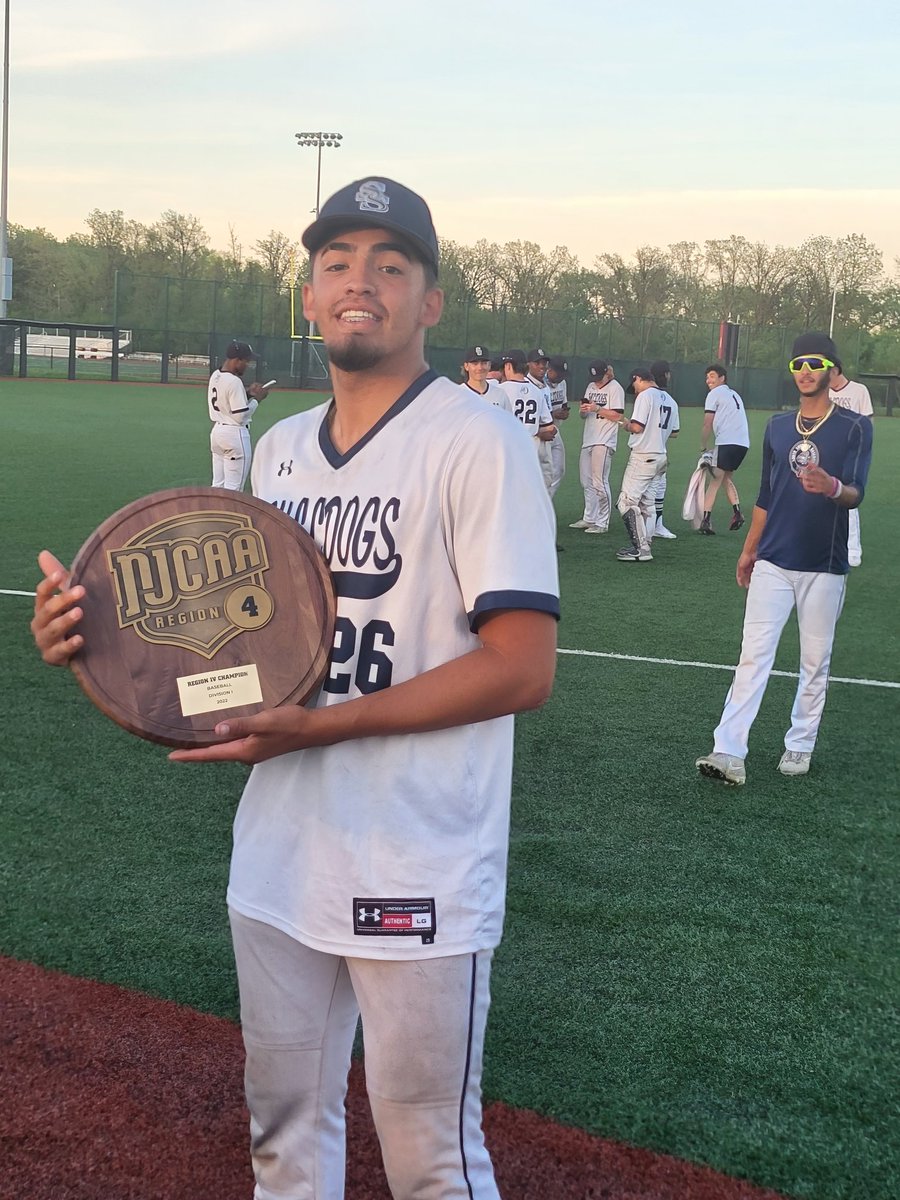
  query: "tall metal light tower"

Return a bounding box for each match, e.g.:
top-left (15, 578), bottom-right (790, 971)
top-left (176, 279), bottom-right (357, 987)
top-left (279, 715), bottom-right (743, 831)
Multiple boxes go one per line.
top-left (1, 0), bottom-right (12, 318)
top-left (294, 132), bottom-right (343, 215)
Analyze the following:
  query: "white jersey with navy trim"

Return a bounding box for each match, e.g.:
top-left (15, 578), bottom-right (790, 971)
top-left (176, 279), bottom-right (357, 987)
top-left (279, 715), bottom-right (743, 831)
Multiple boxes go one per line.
top-left (499, 379), bottom-right (552, 438)
top-left (705, 383), bottom-right (749, 447)
top-left (228, 371), bottom-right (560, 960)
top-left (583, 380), bottom-right (625, 449)
top-left (658, 389), bottom-right (681, 447)
top-left (628, 387), bottom-right (669, 453)
top-left (208, 368), bottom-right (257, 426)
top-left (460, 379), bottom-right (514, 414)
top-left (830, 379), bottom-right (874, 417)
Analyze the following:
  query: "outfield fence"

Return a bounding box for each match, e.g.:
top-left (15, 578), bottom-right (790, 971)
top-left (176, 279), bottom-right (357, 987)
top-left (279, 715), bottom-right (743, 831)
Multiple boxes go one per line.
top-left (2, 316), bottom-right (896, 414)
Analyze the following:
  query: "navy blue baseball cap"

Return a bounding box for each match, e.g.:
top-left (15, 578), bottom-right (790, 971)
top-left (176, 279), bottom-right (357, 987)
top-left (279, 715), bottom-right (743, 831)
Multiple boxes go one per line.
top-left (225, 340), bottom-right (257, 360)
top-left (501, 349), bottom-right (527, 371)
top-left (589, 359), bottom-right (610, 378)
top-left (463, 345), bottom-right (491, 362)
top-left (302, 177), bottom-right (440, 274)
top-left (791, 332), bottom-right (838, 361)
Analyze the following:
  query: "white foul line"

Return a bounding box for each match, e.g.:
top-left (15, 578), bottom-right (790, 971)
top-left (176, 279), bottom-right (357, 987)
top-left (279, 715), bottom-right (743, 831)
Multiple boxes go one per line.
top-left (3, 590), bottom-right (897, 690)
top-left (557, 647), bottom-right (900, 690)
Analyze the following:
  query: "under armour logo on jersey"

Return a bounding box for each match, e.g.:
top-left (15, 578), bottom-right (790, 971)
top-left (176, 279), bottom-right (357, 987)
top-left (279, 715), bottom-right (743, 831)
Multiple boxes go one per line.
top-left (277, 460), bottom-right (293, 476)
top-left (358, 906), bottom-right (381, 923)
top-left (355, 180), bottom-right (390, 213)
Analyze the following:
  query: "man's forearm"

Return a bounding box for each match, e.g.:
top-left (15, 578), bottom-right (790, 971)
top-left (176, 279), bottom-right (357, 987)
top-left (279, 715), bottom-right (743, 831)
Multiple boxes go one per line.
top-left (741, 505), bottom-right (768, 555)
top-left (310, 611), bottom-right (558, 747)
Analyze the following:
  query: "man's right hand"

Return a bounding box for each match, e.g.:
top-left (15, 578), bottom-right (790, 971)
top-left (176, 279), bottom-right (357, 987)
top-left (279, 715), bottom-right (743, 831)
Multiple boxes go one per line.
top-left (31, 550), bottom-right (85, 666)
top-left (736, 550), bottom-right (757, 590)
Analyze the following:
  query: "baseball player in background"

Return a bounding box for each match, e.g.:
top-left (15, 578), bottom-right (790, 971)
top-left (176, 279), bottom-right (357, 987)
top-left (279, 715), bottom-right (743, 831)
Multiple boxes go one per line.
top-left (32, 176), bottom-right (560, 1200)
top-left (696, 332), bottom-right (872, 786)
top-left (607, 366), bottom-right (672, 561)
top-left (545, 356), bottom-right (570, 498)
top-left (829, 360), bottom-right (873, 566)
top-left (644, 360), bottom-right (680, 538)
top-left (460, 344), bottom-right (514, 413)
top-left (699, 364), bottom-right (750, 535)
top-left (525, 348), bottom-right (556, 494)
top-left (500, 349), bottom-right (557, 475)
top-left (208, 340), bottom-right (269, 490)
top-left (570, 359), bottom-right (625, 533)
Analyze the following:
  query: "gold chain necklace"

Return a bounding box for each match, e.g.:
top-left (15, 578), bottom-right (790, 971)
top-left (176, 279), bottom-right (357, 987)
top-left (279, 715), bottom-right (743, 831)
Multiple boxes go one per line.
top-left (796, 404), bottom-right (835, 438)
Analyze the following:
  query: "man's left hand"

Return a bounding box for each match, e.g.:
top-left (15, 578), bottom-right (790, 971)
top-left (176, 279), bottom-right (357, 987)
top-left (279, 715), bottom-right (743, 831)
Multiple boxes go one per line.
top-left (799, 465), bottom-right (836, 495)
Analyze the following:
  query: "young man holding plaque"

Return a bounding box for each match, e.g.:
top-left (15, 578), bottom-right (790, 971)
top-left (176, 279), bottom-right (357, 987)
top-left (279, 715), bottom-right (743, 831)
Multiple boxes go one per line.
top-left (32, 177), bottom-right (560, 1200)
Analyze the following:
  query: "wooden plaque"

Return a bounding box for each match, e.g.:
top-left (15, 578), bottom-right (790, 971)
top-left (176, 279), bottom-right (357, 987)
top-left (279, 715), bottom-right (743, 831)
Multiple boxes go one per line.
top-left (68, 488), bottom-right (336, 748)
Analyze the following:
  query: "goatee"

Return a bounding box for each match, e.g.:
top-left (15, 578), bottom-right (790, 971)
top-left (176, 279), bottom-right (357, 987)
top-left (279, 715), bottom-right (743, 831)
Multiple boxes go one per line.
top-left (327, 341), bottom-right (383, 373)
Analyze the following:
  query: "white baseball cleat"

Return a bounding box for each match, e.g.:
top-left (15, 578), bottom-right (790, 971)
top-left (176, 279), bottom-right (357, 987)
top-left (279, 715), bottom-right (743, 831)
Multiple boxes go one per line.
top-left (584, 525), bottom-right (607, 534)
top-left (655, 523), bottom-right (677, 539)
top-left (569, 519), bottom-right (592, 528)
top-left (778, 750), bottom-right (811, 776)
top-left (695, 752), bottom-right (746, 786)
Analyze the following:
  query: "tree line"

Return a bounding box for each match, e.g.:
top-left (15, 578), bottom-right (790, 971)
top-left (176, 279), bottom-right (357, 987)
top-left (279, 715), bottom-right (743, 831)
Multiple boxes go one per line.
top-left (6, 209), bottom-right (900, 367)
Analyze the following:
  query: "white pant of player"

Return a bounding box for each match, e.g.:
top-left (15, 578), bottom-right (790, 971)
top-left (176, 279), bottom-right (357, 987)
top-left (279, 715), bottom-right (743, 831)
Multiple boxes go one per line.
top-left (617, 453), bottom-right (667, 550)
top-left (536, 438), bottom-right (554, 494)
top-left (548, 432), bottom-right (565, 499)
top-left (579, 444), bottom-right (614, 529)
top-left (713, 560), bottom-right (847, 760)
top-left (848, 507), bottom-right (862, 566)
top-left (211, 423), bottom-right (252, 490)
top-left (230, 911), bottom-right (500, 1200)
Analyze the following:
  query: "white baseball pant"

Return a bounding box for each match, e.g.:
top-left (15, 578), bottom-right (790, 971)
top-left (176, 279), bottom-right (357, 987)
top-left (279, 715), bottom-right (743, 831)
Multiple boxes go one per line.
top-left (617, 453), bottom-right (667, 550)
top-left (579, 445), bottom-right (614, 530)
top-left (713, 560), bottom-right (847, 760)
top-left (536, 439), bottom-right (554, 494)
top-left (548, 432), bottom-right (565, 499)
top-left (211, 423), bottom-right (252, 490)
top-left (848, 508), bottom-right (862, 566)
top-left (230, 911), bottom-right (499, 1200)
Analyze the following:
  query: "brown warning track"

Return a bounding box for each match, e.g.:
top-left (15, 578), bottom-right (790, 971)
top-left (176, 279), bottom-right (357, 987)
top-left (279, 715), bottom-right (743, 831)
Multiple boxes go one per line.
top-left (1, 956), bottom-right (788, 1200)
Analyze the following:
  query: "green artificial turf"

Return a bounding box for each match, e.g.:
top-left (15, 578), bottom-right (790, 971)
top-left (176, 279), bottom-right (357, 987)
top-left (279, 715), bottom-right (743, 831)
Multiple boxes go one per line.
top-left (1, 379), bottom-right (897, 1200)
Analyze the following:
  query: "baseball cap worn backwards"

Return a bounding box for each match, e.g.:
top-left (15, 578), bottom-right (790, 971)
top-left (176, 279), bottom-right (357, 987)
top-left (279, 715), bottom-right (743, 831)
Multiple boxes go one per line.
top-left (464, 345), bottom-right (491, 362)
top-left (302, 177), bottom-right (440, 274)
top-left (225, 340), bottom-right (256, 360)
top-left (791, 332), bottom-right (839, 361)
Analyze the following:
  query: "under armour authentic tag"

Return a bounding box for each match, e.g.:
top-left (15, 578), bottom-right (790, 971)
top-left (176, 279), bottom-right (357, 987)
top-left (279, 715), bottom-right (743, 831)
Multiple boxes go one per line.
top-left (353, 898), bottom-right (436, 944)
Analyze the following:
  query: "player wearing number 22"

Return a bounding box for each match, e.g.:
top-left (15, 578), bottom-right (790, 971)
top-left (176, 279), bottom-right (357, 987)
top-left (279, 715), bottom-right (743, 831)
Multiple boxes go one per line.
top-left (196, 180), bottom-right (560, 1197)
top-left (696, 332), bottom-right (872, 787)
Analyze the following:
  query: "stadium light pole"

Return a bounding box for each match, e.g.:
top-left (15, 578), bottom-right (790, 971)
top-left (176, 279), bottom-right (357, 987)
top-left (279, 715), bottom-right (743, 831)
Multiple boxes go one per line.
top-left (294, 132), bottom-right (343, 216)
top-left (1, 0), bottom-right (11, 319)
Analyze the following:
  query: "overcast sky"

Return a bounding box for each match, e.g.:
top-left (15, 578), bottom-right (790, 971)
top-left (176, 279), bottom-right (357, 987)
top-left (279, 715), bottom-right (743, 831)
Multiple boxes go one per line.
top-left (5, 0), bottom-right (899, 269)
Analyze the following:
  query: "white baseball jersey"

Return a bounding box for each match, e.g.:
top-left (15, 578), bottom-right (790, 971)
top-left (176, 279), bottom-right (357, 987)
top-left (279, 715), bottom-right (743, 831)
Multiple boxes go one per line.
top-left (208, 368), bottom-right (257, 426)
top-left (830, 379), bottom-right (874, 417)
top-left (657, 388), bottom-right (681, 448)
top-left (582, 380), bottom-right (625, 449)
top-left (228, 371), bottom-right (560, 960)
top-left (705, 383), bottom-right (750, 447)
top-left (499, 379), bottom-right (553, 439)
top-left (460, 379), bottom-right (514, 414)
top-left (548, 379), bottom-right (568, 417)
top-left (628, 387), bottom-right (669, 453)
